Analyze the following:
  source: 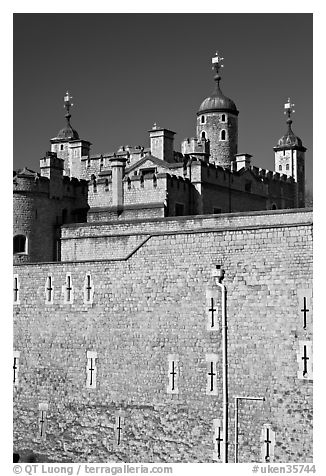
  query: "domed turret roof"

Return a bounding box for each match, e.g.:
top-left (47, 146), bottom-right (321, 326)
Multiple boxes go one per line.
top-left (277, 128), bottom-right (303, 148)
top-left (274, 98), bottom-right (306, 151)
top-left (56, 122), bottom-right (80, 140)
top-left (198, 85), bottom-right (238, 114)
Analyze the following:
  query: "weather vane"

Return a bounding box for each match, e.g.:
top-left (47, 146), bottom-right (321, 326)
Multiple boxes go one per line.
top-left (63, 91), bottom-right (74, 117)
top-left (212, 51), bottom-right (224, 75)
top-left (284, 98), bottom-right (295, 119)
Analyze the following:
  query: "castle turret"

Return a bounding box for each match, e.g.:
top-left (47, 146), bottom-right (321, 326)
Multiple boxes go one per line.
top-left (273, 98), bottom-right (306, 208)
top-left (197, 52), bottom-right (238, 168)
top-left (50, 92), bottom-right (91, 178)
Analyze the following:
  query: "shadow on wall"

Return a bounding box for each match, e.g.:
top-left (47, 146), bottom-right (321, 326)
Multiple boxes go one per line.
top-left (13, 451), bottom-right (53, 463)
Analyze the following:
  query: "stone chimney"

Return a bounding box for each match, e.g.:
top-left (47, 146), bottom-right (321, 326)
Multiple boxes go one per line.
top-left (234, 153), bottom-right (252, 172)
top-left (149, 125), bottom-right (175, 163)
top-left (109, 155), bottom-right (127, 210)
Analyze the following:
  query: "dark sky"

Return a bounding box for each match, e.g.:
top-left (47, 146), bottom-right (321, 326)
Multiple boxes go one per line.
top-left (13, 13), bottom-right (313, 190)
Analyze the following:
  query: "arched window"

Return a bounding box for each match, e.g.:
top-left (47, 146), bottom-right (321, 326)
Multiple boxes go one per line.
top-left (279, 165), bottom-right (282, 171)
top-left (201, 131), bottom-right (206, 140)
top-left (271, 203), bottom-right (277, 210)
top-left (220, 130), bottom-right (226, 141)
top-left (201, 115), bottom-right (205, 124)
top-left (13, 235), bottom-right (27, 254)
top-left (221, 114), bottom-right (226, 123)
top-left (286, 164), bottom-right (289, 171)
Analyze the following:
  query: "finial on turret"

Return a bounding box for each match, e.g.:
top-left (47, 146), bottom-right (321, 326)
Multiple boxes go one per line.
top-left (284, 98), bottom-right (295, 125)
top-left (212, 51), bottom-right (224, 83)
top-left (63, 91), bottom-right (74, 122)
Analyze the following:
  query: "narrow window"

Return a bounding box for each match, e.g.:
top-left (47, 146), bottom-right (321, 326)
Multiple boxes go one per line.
top-left (105, 179), bottom-right (109, 190)
top-left (60, 144), bottom-right (64, 151)
top-left (63, 273), bottom-right (73, 304)
top-left (220, 130), bottom-right (226, 141)
top-left (115, 411), bottom-right (125, 446)
top-left (206, 288), bottom-right (220, 331)
top-left (13, 235), bottom-right (27, 254)
top-left (84, 273), bottom-right (94, 304)
top-left (279, 165), bottom-right (282, 171)
top-left (13, 274), bottom-right (20, 305)
top-left (38, 403), bottom-right (48, 440)
top-left (45, 276), bottom-right (54, 304)
top-left (260, 425), bottom-right (276, 463)
top-left (13, 351), bottom-right (20, 386)
top-left (212, 419), bottom-right (223, 462)
top-left (206, 354), bottom-right (218, 395)
top-left (286, 164), bottom-right (289, 171)
top-left (201, 115), bottom-right (205, 124)
top-left (297, 341), bottom-right (313, 380)
top-left (167, 354), bottom-right (179, 394)
top-left (221, 114), bottom-right (226, 122)
top-left (297, 289), bottom-right (312, 329)
top-left (201, 131), bottom-right (206, 140)
top-left (86, 351), bottom-right (97, 388)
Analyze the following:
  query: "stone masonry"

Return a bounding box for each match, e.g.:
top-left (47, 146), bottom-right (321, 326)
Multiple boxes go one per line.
top-left (13, 209), bottom-right (313, 463)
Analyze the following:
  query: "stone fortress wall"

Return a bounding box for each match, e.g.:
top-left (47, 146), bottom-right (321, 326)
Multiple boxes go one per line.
top-left (13, 208), bottom-right (313, 463)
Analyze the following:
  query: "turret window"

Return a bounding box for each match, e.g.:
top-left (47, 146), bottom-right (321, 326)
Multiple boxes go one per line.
top-left (201, 115), bottom-right (206, 124)
top-left (220, 130), bottom-right (227, 141)
top-left (221, 114), bottom-right (227, 123)
top-left (13, 235), bottom-right (27, 254)
top-left (201, 131), bottom-right (206, 140)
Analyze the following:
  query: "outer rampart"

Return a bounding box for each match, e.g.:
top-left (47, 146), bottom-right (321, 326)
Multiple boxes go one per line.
top-left (13, 209), bottom-right (313, 463)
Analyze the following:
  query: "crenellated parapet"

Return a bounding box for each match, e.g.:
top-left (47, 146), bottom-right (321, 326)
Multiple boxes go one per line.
top-left (181, 137), bottom-right (210, 160)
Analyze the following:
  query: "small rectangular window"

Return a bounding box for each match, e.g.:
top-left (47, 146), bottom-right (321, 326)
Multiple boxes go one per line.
top-left (13, 274), bottom-right (20, 304)
top-left (38, 403), bottom-right (48, 440)
top-left (167, 354), bottom-right (179, 394)
top-left (13, 351), bottom-right (20, 386)
top-left (175, 203), bottom-right (184, 216)
top-left (84, 273), bottom-right (94, 304)
top-left (206, 354), bottom-right (218, 395)
top-left (297, 341), bottom-right (313, 380)
top-left (115, 411), bottom-right (125, 446)
top-left (63, 273), bottom-right (73, 304)
top-left (86, 350), bottom-right (97, 388)
top-left (212, 419), bottom-right (224, 461)
top-left (245, 181), bottom-right (252, 192)
top-left (260, 425), bottom-right (276, 463)
top-left (45, 276), bottom-right (54, 304)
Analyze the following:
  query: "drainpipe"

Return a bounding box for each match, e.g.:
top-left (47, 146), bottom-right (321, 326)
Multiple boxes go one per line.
top-left (234, 396), bottom-right (265, 463)
top-left (212, 265), bottom-right (227, 462)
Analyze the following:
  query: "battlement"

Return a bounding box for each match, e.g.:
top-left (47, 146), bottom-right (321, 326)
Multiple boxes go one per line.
top-left (181, 137), bottom-right (209, 157)
top-left (88, 171), bottom-right (190, 212)
top-left (13, 166), bottom-right (88, 200)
